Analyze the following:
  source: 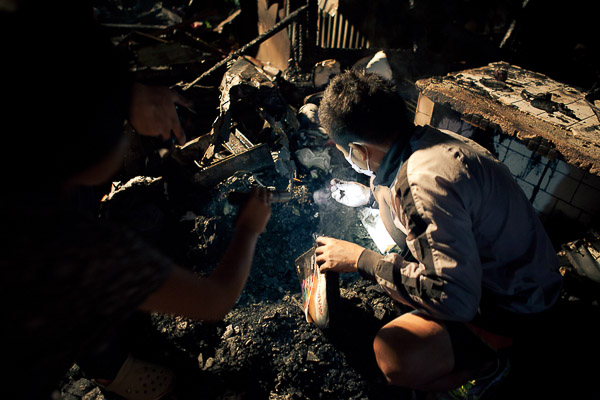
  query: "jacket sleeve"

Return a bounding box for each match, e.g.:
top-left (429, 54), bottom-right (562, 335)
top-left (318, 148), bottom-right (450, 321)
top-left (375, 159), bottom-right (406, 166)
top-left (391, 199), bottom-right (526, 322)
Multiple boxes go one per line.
top-left (357, 161), bottom-right (482, 322)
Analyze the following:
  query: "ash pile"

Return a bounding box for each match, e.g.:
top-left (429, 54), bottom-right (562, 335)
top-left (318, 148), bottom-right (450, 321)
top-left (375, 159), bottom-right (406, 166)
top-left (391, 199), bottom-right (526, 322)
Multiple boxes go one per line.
top-left (60, 43), bottom-right (407, 400)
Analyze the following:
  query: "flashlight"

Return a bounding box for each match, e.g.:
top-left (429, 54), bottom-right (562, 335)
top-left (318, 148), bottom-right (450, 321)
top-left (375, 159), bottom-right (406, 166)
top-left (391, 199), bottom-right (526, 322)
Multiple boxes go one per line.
top-left (228, 190), bottom-right (292, 205)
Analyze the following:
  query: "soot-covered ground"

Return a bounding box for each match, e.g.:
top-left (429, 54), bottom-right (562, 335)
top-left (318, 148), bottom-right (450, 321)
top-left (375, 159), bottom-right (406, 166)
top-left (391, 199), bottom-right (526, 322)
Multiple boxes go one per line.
top-left (56, 151), bottom-right (600, 400)
top-left (54, 6), bottom-right (600, 394)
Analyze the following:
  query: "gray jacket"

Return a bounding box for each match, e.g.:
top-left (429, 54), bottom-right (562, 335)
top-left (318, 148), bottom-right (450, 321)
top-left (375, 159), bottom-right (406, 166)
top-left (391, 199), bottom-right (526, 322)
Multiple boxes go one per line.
top-left (359, 125), bottom-right (562, 322)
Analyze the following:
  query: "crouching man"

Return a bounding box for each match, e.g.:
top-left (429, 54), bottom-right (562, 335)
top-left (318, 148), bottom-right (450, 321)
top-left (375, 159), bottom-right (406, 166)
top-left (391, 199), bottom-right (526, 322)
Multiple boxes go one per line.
top-left (315, 70), bottom-right (562, 397)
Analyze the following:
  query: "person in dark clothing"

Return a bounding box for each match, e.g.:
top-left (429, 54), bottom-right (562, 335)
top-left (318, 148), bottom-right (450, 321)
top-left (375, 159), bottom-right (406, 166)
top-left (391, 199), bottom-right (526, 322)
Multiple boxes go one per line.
top-left (1, 2), bottom-right (271, 399)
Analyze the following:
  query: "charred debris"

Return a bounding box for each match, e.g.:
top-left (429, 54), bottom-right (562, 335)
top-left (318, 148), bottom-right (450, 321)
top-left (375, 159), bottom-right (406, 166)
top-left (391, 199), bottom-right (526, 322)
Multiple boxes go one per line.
top-left (57, 1), bottom-right (600, 399)
top-left (97, 0), bottom-right (384, 271)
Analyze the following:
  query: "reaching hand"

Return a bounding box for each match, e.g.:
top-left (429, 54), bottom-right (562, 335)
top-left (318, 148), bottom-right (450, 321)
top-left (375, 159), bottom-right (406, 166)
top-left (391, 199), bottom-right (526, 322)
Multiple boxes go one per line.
top-left (235, 186), bottom-right (272, 235)
top-left (128, 82), bottom-right (193, 145)
top-left (330, 178), bottom-right (371, 207)
top-left (315, 236), bottom-right (365, 273)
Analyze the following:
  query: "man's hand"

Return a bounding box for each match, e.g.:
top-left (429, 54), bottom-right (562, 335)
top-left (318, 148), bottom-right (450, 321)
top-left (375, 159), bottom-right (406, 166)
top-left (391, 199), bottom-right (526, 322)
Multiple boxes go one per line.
top-left (235, 186), bottom-right (272, 235)
top-left (315, 236), bottom-right (365, 273)
top-left (129, 82), bottom-right (193, 145)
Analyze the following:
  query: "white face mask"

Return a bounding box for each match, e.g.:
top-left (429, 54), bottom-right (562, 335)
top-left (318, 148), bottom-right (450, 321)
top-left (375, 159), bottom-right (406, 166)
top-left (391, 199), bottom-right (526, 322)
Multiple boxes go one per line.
top-left (345, 146), bottom-right (376, 177)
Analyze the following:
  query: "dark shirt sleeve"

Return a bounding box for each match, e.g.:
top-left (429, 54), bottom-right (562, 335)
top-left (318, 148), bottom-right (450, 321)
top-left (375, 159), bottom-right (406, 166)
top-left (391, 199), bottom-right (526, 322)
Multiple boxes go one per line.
top-left (357, 248), bottom-right (384, 280)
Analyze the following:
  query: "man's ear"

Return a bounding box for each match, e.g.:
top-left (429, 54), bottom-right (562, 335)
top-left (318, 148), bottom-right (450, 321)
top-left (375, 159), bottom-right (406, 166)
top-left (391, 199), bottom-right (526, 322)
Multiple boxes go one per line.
top-left (349, 142), bottom-right (369, 161)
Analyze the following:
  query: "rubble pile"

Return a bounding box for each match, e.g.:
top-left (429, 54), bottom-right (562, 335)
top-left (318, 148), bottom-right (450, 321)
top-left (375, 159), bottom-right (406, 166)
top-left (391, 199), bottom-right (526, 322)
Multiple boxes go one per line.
top-left (61, 50), bottom-right (408, 398)
top-left (55, 2), bottom-right (600, 399)
top-left (58, 5), bottom-right (406, 398)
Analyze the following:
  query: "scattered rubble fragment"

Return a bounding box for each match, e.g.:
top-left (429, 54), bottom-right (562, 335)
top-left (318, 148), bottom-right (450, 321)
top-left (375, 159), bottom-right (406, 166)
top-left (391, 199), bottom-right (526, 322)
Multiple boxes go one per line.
top-left (561, 230), bottom-right (600, 284)
top-left (558, 230), bottom-right (600, 307)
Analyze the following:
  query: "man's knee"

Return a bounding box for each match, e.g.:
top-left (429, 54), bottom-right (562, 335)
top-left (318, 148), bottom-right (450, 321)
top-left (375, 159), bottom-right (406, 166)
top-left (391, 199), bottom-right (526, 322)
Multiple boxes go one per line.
top-left (373, 324), bottom-right (424, 386)
top-left (373, 327), bottom-right (409, 386)
top-left (372, 314), bottom-right (454, 388)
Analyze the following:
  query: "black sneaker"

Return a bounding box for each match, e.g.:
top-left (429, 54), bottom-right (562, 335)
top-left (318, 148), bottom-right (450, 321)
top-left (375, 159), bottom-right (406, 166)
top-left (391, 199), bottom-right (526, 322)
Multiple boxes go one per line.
top-left (442, 354), bottom-right (510, 400)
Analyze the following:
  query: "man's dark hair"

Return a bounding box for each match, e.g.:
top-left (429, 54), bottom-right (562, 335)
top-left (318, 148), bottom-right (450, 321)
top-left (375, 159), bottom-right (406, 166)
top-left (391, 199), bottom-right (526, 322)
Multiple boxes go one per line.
top-left (318, 69), bottom-right (412, 150)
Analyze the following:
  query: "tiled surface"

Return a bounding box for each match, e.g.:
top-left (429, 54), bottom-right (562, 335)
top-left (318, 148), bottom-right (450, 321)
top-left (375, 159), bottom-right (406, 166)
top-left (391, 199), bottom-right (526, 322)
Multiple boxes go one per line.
top-left (416, 61), bottom-right (600, 179)
top-left (571, 182), bottom-right (600, 214)
top-left (516, 178), bottom-right (535, 200)
top-left (532, 190), bottom-right (557, 215)
top-left (453, 63), bottom-right (593, 129)
top-left (552, 159), bottom-right (587, 180)
top-left (418, 88), bottom-right (600, 228)
top-left (517, 153), bottom-right (599, 226)
top-left (506, 140), bottom-right (531, 157)
top-left (495, 143), bottom-right (509, 161)
top-left (503, 150), bottom-right (532, 177)
top-left (541, 169), bottom-right (580, 203)
top-left (429, 111), bottom-right (600, 227)
top-left (522, 159), bottom-right (548, 187)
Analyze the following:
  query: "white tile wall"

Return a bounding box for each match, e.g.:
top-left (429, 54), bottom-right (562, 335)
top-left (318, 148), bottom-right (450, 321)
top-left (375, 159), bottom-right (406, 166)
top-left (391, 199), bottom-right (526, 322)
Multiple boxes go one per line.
top-left (553, 159), bottom-right (586, 180)
top-left (503, 150), bottom-right (531, 177)
top-left (531, 190), bottom-right (557, 215)
top-left (542, 170), bottom-right (580, 203)
top-left (571, 182), bottom-right (600, 214)
top-left (503, 147), bottom-right (599, 227)
top-left (506, 140), bottom-right (531, 157)
top-left (416, 95), bottom-right (600, 228)
top-left (515, 178), bottom-right (535, 200)
top-left (495, 143), bottom-right (509, 161)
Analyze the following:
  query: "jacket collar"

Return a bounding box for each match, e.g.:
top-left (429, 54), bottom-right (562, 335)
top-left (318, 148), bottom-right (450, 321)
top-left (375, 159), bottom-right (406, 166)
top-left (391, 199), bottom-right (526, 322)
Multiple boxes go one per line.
top-left (373, 131), bottom-right (414, 187)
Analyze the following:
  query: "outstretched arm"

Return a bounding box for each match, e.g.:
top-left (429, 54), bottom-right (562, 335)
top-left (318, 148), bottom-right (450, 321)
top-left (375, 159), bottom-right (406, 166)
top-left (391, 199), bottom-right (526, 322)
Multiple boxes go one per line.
top-left (139, 187), bottom-right (271, 321)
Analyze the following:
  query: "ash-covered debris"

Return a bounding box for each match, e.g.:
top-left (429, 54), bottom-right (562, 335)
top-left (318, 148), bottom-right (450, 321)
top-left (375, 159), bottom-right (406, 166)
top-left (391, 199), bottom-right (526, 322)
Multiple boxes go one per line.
top-left (557, 229), bottom-right (600, 307)
top-left (60, 45), bottom-right (600, 400)
top-left (55, 6), bottom-right (600, 396)
top-left (67, 42), bottom-right (408, 400)
top-left (137, 282), bottom-right (405, 400)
